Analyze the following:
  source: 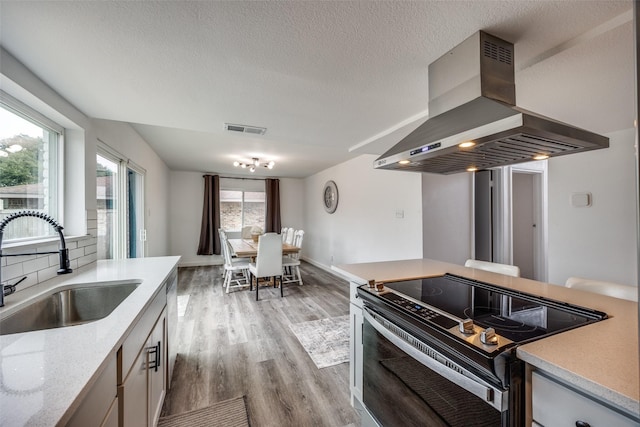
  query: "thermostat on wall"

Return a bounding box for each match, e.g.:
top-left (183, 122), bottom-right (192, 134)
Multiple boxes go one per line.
top-left (570, 192), bottom-right (592, 208)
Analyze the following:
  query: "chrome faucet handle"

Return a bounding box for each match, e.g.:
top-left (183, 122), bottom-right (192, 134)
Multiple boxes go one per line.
top-left (3, 276), bottom-right (26, 295)
top-left (1, 276), bottom-right (26, 307)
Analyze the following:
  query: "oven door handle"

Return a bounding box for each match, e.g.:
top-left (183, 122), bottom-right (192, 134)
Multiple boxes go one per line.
top-left (363, 307), bottom-right (507, 412)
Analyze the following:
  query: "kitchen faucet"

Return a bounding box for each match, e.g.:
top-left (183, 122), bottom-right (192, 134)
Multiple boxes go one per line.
top-left (0, 210), bottom-right (73, 307)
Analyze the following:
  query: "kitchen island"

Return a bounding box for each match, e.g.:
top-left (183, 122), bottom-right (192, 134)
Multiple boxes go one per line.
top-left (0, 256), bottom-right (180, 427)
top-left (333, 258), bottom-right (639, 425)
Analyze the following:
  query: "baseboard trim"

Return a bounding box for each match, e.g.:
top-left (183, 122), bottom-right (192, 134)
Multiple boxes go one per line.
top-left (300, 256), bottom-right (345, 279)
top-left (178, 258), bottom-right (223, 267)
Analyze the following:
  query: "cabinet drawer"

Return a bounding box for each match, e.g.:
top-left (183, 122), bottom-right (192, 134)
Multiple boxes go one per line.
top-left (119, 284), bottom-right (166, 383)
top-left (532, 371), bottom-right (638, 427)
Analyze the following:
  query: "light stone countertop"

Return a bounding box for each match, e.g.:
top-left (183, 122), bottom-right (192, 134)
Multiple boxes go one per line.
top-left (0, 256), bottom-right (181, 427)
top-left (333, 258), bottom-right (640, 418)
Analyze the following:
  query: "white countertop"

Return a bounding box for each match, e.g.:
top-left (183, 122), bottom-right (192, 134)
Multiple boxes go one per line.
top-left (0, 256), bottom-right (180, 427)
top-left (333, 258), bottom-right (639, 418)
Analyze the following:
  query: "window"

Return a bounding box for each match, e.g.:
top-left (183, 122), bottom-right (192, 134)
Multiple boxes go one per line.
top-left (97, 154), bottom-right (119, 259)
top-left (0, 100), bottom-right (61, 241)
top-left (97, 149), bottom-right (145, 259)
top-left (220, 190), bottom-right (265, 231)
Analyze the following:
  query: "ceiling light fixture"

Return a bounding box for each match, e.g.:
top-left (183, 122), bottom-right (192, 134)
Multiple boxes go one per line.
top-left (533, 154), bottom-right (550, 161)
top-left (233, 157), bottom-right (275, 173)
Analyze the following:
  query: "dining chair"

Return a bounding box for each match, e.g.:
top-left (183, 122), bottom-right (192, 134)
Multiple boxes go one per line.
top-left (241, 225), bottom-right (253, 239)
top-left (281, 227), bottom-right (290, 242)
top-left (222, 239), bottom-right (250, 293)
top-left (248, 233), bottom-right (283, 300)
top-left (218, 228), bottom-right (228, 278)
top-left (464, 259), bottom-right (520, 277)
top-left (284, 227), bottom-right (295, 245)
top-left (565, 276), bottom-right (637, 301)
top-left (283, 230), bottom-right (304, 286)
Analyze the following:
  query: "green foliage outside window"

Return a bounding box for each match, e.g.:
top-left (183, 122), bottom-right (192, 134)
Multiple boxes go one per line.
top-left (0, 135), bottom-right (42, 187)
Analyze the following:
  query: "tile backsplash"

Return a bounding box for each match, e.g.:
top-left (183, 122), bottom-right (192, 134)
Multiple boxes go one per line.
top-left (1, 209), bottom-right (98, 292)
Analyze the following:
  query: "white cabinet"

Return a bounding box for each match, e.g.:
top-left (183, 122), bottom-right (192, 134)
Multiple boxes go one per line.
top-left (148, 311), bottom-right (166, 424)
top-left (532, 370), bottom-right (639, 427)
top-left (118, 286), bottom-right (167, 427)
top-left (349, 280), bottom-right (364, 405)
top-left (67, 354), bottom-right (117, 427)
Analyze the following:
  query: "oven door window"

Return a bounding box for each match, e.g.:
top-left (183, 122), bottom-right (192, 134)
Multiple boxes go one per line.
top-left (363, 317), bottom-right (503, 427)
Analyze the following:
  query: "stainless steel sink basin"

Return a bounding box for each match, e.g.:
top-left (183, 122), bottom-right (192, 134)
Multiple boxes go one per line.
top-left (0, 281), bottom-right (141, 335)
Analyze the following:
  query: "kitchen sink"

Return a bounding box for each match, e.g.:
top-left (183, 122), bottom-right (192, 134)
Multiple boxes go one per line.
top-left (0, 280), bottom-right (141, 335)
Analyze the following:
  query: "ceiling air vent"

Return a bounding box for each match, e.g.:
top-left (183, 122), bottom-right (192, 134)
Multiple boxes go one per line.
top-left (224, 123), bottom-right (267, 135)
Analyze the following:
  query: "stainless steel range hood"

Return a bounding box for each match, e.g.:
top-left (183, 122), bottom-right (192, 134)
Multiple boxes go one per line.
top-left (374, 31), bottom-right (609, 175)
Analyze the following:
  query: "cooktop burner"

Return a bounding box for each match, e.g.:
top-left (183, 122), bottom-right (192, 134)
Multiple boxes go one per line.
top-left (361, 273), bottom-right (607, 348)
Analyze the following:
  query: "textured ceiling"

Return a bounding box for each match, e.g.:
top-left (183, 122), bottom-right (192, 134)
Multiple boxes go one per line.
top-left (0, 1), bottom-right (634, 178)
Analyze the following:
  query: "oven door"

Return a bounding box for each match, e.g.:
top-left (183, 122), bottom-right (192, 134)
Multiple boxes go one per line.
top-left (362, 307), bottom-right (509, 427)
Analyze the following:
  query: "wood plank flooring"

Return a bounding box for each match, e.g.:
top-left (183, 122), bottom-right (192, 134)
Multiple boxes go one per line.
top-left (161, 262), bottom-right (360, 427)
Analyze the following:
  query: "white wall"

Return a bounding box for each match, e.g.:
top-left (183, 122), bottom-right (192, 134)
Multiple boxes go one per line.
top-left (303, 154), bottom-right (422, 270)
top-left (547, 128), bottom-right (637, 286)
top-left (169, 171), bottom-right (304, 266)
top-left (92, 119), bottom-right (171, 257)
top-left (421, 172), bottom-right (473, 265)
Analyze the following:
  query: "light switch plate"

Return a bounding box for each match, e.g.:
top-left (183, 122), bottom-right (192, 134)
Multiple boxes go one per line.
top-left (571, 192), bottom-right (592, 208)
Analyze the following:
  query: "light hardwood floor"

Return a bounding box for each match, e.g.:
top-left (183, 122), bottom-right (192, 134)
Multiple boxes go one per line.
top-left (161, 262), bottom-right (361, 427)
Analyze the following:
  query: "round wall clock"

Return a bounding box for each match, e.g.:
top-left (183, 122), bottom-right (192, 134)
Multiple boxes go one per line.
top-left (323, 180), bottom-right (339, 214)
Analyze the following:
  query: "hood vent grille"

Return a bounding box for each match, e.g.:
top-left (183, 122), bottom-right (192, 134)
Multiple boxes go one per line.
top-left (374, 31), bottom-right (608, 174)
top-left (403, 132), bottom-right (587, 175)
top-left (483, 39), bottom-right (512, 65)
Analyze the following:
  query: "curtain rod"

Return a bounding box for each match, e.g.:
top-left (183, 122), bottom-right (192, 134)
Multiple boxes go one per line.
top-left (203, 175), bottom-right (277, 181)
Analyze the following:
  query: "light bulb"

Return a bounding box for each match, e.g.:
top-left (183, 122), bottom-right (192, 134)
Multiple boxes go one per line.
top-left (234, 161), bottom-right (240, 167)
top-left (267, 161), bottom-right (275, 169)
top-left (249, 166), bottom-right (256, 172)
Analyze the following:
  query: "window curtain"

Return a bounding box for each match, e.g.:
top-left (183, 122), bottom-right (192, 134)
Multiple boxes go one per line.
top-left (197, 174), bottom-right (221, 255)
top-left (265, 178), bottom-right (281, 233)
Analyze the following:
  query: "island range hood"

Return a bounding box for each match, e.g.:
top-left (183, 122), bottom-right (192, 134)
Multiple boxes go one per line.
top-left (374, 31), bottom-right (609, 175)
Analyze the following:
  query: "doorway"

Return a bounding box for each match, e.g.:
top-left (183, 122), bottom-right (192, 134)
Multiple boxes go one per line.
top-left (512, 172), bottom-right (536, 279)
top-left (97, 148), bottom-right (146, 260)
top-left (474, 162), bottom-right (548, 281)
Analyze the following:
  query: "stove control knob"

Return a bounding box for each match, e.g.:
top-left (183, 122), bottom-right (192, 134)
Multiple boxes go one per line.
top-left (480, 328), bottom-right (498, 345)
top-left (375, 282), bottom-right (385, 292)
top-left (368, 279), bottom-right (376, 289)
top-left (459, 319), bottom-right (474, 335)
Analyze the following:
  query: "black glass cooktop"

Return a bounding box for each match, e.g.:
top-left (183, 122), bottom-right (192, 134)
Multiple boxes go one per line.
top-left (378, 273), bottom-right (606, 343)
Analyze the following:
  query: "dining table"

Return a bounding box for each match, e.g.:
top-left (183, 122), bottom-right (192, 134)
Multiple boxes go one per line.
top-left (228, 238), bottom-right (300, 258)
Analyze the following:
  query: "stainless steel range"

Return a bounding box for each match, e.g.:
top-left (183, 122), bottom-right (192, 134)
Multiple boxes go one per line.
top-left (357, 273), bottom-right (607, 427)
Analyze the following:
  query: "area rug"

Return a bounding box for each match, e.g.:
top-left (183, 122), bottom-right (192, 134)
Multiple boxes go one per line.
top-left (289, 315), bottom-right (350, 369)
top-left (157, 396), bottom-right (250, 427)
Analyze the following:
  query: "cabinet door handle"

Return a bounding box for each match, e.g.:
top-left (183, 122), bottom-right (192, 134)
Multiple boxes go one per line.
top-left (156, 341), bottom-right (161, 371)
top-left (148, 341), bottom-right (161, 372)
top-left (575, 421), bottom-right (591, 427)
